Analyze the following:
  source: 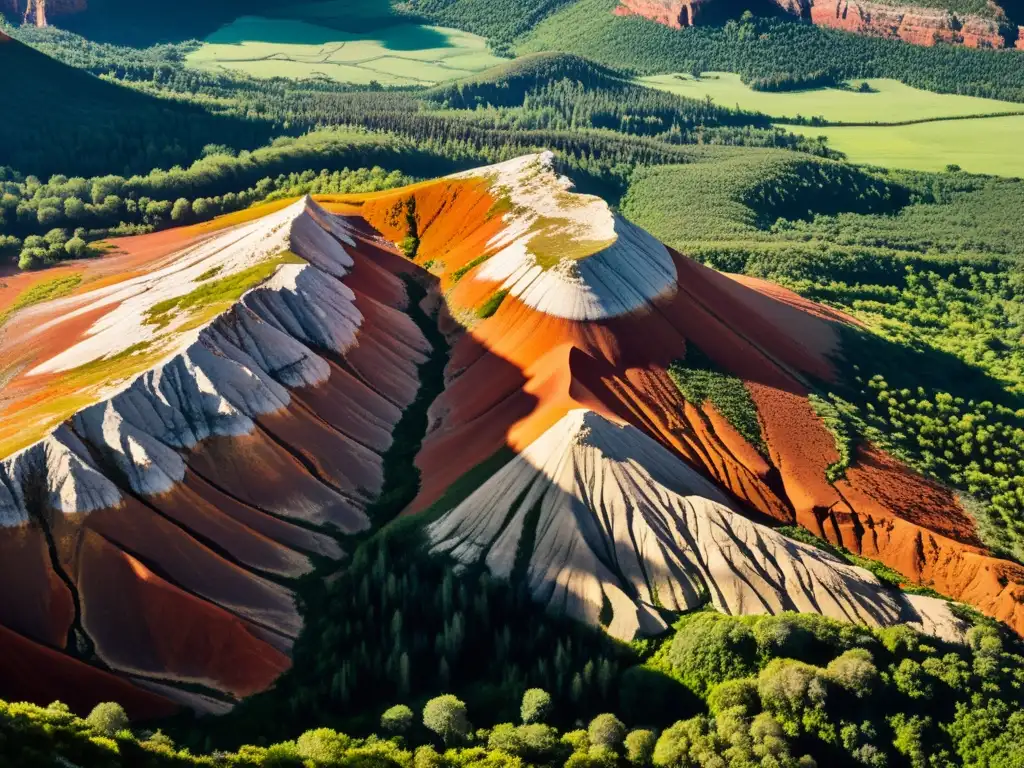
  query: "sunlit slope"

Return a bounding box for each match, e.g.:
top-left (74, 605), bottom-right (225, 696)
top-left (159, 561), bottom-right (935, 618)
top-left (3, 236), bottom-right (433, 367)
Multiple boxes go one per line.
top-left (428, 409), bottom-right (965, 642)
top-left (4, 154), bottom-right (1024, 717)
top-left (0, 197), bottom-right (429, 714)
top-left (341, 153), bottom-right (1024, 638)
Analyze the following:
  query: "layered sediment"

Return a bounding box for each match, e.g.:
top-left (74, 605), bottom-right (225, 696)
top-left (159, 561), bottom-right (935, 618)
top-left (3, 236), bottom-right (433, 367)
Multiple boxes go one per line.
top-left (0, 197), bottom-right (429, 714)
top-left (5, 152), bottom-right (1024, 716)
top-left (613, 0), bottom-right (1017, 48)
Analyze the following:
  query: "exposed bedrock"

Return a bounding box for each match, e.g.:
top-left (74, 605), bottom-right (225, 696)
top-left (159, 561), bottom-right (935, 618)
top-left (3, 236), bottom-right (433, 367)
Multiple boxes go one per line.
top-left (808, 0), bottom-right (1008, 48)
top-left (428, 410), bottom-right (966, 643)
top-left (613, 0), bottom-right (1016, 47)
top-left (0, 198), bottom-right (429, 710)
top-left (0, 0), bottom-right (86, 27)
top-left (397, 154), bottom-right (1024, 641)
top-left (614, 0), bottom-right (715, 26)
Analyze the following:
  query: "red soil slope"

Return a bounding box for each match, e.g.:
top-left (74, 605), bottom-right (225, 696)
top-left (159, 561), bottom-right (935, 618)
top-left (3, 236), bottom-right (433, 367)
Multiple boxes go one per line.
top-left (351, 169), bottom-right (1024, 636)
top-left (3, 165), bottom-right (1024, 717)
top-left (0, 198), bottom-right (430, 713)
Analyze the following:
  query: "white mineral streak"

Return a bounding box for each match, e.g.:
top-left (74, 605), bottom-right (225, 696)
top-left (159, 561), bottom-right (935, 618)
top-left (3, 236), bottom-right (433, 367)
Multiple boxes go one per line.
top-left (428, 409), bottom-right (967, 643)
top-left (0, 428), bottom-right (122, 522)
top-left (0, 197), bottom-right (388, 520)
top-left (453, 152), bottom-right (677, 320)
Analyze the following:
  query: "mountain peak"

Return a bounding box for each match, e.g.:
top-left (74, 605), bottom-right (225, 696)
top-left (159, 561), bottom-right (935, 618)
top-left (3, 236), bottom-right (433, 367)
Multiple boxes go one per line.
top-left (452, 153), bottom-right (678, 320)
top-left (428, 408), bottom-right (967, 642)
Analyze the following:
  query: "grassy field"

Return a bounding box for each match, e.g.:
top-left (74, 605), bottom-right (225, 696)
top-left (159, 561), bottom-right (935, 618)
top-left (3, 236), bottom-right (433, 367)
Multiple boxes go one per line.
top-left (185, 15), bottom-right (505, 85)
top-left (639, 72), bottom-right (1024, 177)
top-left (787, 116), bottom-right (1024, 177)
top-left (638, 72), bottom-right (1024, 123)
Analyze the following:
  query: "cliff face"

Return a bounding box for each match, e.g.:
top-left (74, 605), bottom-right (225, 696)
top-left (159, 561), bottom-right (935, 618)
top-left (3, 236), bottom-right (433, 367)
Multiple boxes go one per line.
top-left (614, 0), bottom-right (710, 27)
top-left (1, 0), bottom-right (86, 27)
top-left (808, 0), bottom-right (1006, 48)
top-left (614, 0), bottom-right (1015, 48)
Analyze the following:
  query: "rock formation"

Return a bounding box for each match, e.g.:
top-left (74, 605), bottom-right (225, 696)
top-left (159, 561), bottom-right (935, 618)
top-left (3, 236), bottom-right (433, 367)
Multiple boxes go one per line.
top-left (428, 409), bottom-right (966, 642)
top-left (3, 153), bottom-right (1023, 716)
top-left (1, 0), bottom-right (86, 27)
top-left (614, 0), bottom-right (710, 27)
top-left (0, 197), bottom-right (428, 715)
top-left (353, 153), bottom-right (1024, 639)
top-left (614, 0), bottom-right (1017, 48)
top-left (806, 0), bottom-right (1006, 47)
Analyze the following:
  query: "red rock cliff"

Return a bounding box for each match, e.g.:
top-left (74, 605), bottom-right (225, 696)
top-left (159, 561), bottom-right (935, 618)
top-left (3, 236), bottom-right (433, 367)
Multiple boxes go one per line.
top-left (808, 0), bottom-right (1006, 48)
top-left (1, 0), bottom-right (86, 27)
top-left (614, 0), bottom-right (712, 27)
top-left (615, 0), bottom-right (1014, 48)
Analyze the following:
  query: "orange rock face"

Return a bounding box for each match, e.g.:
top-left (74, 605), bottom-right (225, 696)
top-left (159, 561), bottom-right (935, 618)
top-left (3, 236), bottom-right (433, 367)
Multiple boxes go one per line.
top-left (1, 0), bottom-right (86, 27)
top-left (613, 0), bottom-right (1014, 48)
top-left (808, 0), bottom-right (1007, 48)
top-left (0, 198), bottom-right (430, 714)
top-left (3, 157), bottom-right (1024, 716)
top-left (614, 0), bottom-right (708, 27)
top-left (351, 157), bottom-right (1024, 639)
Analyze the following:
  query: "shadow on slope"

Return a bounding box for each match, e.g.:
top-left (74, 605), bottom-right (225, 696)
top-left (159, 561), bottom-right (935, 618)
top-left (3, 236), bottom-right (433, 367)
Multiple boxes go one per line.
top-left (0, 36), bottom-right (269, 178)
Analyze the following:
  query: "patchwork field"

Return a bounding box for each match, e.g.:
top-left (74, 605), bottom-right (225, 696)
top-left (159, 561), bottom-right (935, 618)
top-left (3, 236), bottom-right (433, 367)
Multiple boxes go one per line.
top-left (786, 116), bottom-right (1024, 178)
top-left (640, 72), bottom-right (1024, 177)
top-left (185, 15), bottom-right (505, 86)
top-left (638, 72), bottom-right (1024, 123)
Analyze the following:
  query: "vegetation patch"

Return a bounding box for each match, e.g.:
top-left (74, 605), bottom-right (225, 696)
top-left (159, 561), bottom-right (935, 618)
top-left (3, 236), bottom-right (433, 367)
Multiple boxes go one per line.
top-left (807, 393), bottom-right (856, 483)
top-left (143, 252), bottom-right (304, 329)
top-left (195, 265), bottom-right (223, 281)
top-left (527, 216), bottom-right (615, 270)
top-left (450, 253), bottom-right (491, 283)
top-left (787, 116), bottom-right (1024, 178)
top-left (668, 345), bottom-right (767, 454)
top-left (640, 72), bottom-right (1024, 126)
top-left (476, 288), bottom-right (509, 319)
top-left (0, 274), bottom-right (82, 327)
top-left (185, 15), bottom-right (504, 86)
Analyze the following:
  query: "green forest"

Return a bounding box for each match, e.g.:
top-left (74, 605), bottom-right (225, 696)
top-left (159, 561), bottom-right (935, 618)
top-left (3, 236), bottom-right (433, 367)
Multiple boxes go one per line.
top-left (6, 600), bottom-right (1024, 767)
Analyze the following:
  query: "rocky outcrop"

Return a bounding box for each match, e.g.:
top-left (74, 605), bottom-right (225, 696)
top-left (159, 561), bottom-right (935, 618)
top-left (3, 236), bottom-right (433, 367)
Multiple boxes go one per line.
top-left (614, 0), bottom-right (710, 27)
top-left (807, 0), bottom-right (1007, 48)
top-left (0, 197), bottom-right (429, 713)
top-left (614, 0), bottom-right (1016, 48)
top-left (428, 410), bottom-right (967, 643)
top-left (1, 0), bottom-right (86, 27)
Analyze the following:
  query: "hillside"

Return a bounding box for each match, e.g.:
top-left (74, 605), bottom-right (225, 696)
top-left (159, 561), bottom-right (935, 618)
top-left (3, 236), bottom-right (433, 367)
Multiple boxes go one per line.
top-left (3, 153), bottom-right (1022, 725)
top-left (0, 31), bottom-right (268, 178)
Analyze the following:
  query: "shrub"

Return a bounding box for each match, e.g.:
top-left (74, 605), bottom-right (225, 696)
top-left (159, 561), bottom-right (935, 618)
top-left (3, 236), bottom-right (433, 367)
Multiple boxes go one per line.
top-left (296, 728), bottom-right (350, 764)
top-left (624, 729), bottom-right (657, 767)
top-left (521, 689), bottom-right (553, 725)
top-left (588, 714), bottom-right (626, 750)
top-left (382, 704), bottom-right (415, 734)
top-left (825, 650), bottom-right (877, 698)
top-left (85, 702), bottom-right (129, 737)
top-left (707, 678), bottom-right (760, 715)
top-left (668, 613), bottom-right (757, 695)
top-left (756, 659), bottom-right (832, 742)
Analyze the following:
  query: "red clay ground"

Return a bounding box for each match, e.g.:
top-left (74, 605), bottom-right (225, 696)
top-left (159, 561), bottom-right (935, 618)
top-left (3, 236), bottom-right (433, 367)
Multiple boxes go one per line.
top-left (360, 175), bottom-right (1024, 636)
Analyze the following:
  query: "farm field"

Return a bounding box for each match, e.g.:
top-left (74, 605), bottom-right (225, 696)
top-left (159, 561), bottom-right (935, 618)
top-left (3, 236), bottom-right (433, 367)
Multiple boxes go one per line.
top-left (185, 15), bottom-right (505, 85)
top-left (787, 115), bottom-right (1024, 177)
top-left (638, 72), bottom-right (1024, 124)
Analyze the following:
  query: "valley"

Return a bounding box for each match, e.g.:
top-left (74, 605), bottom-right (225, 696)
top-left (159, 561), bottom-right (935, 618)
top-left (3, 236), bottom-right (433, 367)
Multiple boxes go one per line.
top-left (185, 15), bottom-right (503, 86)
top-left (641, 72), bottom-right (1024, 176)
top-left (1, 0), bottom-right (1024, 766)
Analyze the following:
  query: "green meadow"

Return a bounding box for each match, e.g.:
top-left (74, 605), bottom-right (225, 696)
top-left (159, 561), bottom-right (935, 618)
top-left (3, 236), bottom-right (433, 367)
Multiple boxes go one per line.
top-left (787, 116), bottom-right (1024, 178)
top-left (638, 72), bottom-right (1024, 123)
top-left (640, 72), bottom-right (1024, 177)
top-left (185, 15), bottom-right (504, 86)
